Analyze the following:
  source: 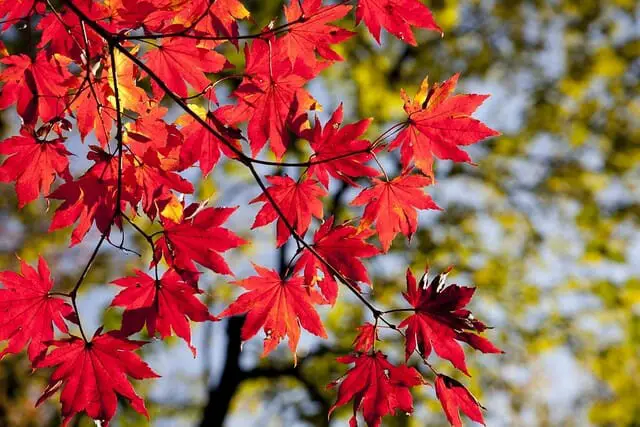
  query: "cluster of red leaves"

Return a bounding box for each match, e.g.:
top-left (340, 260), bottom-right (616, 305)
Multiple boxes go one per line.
top-left (0, 0), bottom-right (500, 426)
top-left (330, 267), bottom-right (502, 426)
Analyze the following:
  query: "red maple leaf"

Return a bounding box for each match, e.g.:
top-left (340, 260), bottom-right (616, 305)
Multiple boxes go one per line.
top-left (37, 3), bottom-right (108, 61)
top-left (173, 0), bottom-right (250, 41)
top-left (111, 269), bottom-right (215, 355)
top-left (304, 104), bottom-right (379, 188)
top-left (48, 172), bottom-right (116, 246)
top-left (0, 257), bottom-right (75, 362)
top-left (351, 173), bottom-right (440, 252)
top-left (124, 103), bottom-right (178, 159)
top-left (435, 374), bottom-right (486, 427)
top-left (221, 38), bottom-right (324, 159)
top-left (108, 0), bottom-right (178, 33)
top-left (125, 150), bottom-right (194, 216)
top-left (73, 78), bottom-right (114, 147)
top-left (352, 322), bottom-right (378, 353)
top-left (389, 74), bottom-right (500, 180)
top-left (143, 37), bottom-right (229, 99)
top-left (154, 203), bottom-right (246, 277)
top-left (328, 351), bottom-right (424, 427)
top-left (294, 216), bottom-right (378, 304)
top-left (355, 0), bottom-right (442, 46)
top-left (398, 267), bottom-right (502, 374)
top-left (251, 175), bottom-right (327, 247)
top-left (35, 331), bottom-right (159, 427)
top-left (106, 45), bottom-right (151, 114)
top-left (218, 265), bottom-right (327, 360)
top-left (202, 0), bottom-right (250, 39)
top-left (281, 0), bottom-right (354, 65)
top-left (48, 146), bottom-right (136, 246)
top-left (0, 51), bottom-right (73, 124)
top-left (177, 105), bottom-right (242, 175)
top-left (0, 128), bottom-right (72, 208)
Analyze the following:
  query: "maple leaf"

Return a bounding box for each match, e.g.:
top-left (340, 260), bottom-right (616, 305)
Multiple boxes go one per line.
top-left (328, 351), bottom-right (424, 427)
top-left (294, 216), bottom-right (378, 304)
top-left (304, 104), bottom-right (379, 188)
top-left (0, 128), bottom-right (72, 208)
top-left (389, 74), bottom-right (500, 180)
top-left (172, 0), bottom-right (250, 41)
top-left (351, 173), bottom-right (440, 252)
top-left (0, 257), bottom-right (74, 362)
top-left (0, 51), bottom-right (72, 124)
top-left (355, 0), bottom-right (442, 46)
top-left (125, 150), bottom-right (194, 216)
top-left (177, 104), bottom-right (242, 175)
top-left (111, 269), bottom-right (215, 355)
top-left (281, 0), bottom-right (354, 65)
top-left (124, 102), bottom-right (178, 160)
top-left (73, 78), bottom-right (114, 147)
top-left (352, 322), bottom-right (378, 353)
top-left (219, 265), bottom-right (327, 360)
top-left (251, 175), bottom-right (327, 247)
top-left (48, 147), bottom-right (136, 246)
top-left (155, 203), bottom-right (246, 278)
top-left (435, 375), bottom-right (486, 427)
top-left (221, 38), bottom-right (324, 159)
top-left (398, 267), bottom-right (502, 374)
top-left (35, 331), bottom-right (159, 427)
top-left (143, 37), bottom-right (229, 99)
top-left (204, 0), bottom-right (250, 39)
top-left (37, 3), bottom-right (108, 61)
top-left (48, 174), bottom-right (113, 246)
top-left (107, 46), bottom-right (150, 113)
top-left (108, 0), bottom-right (178, 33)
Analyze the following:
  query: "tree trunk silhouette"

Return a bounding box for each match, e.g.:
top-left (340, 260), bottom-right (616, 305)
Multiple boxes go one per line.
top-left (199, 315), bottom-right (244, 427)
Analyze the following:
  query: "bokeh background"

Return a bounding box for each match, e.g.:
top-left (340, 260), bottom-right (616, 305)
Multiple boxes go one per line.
top-left (1, 0), bottom-right (639, 426)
